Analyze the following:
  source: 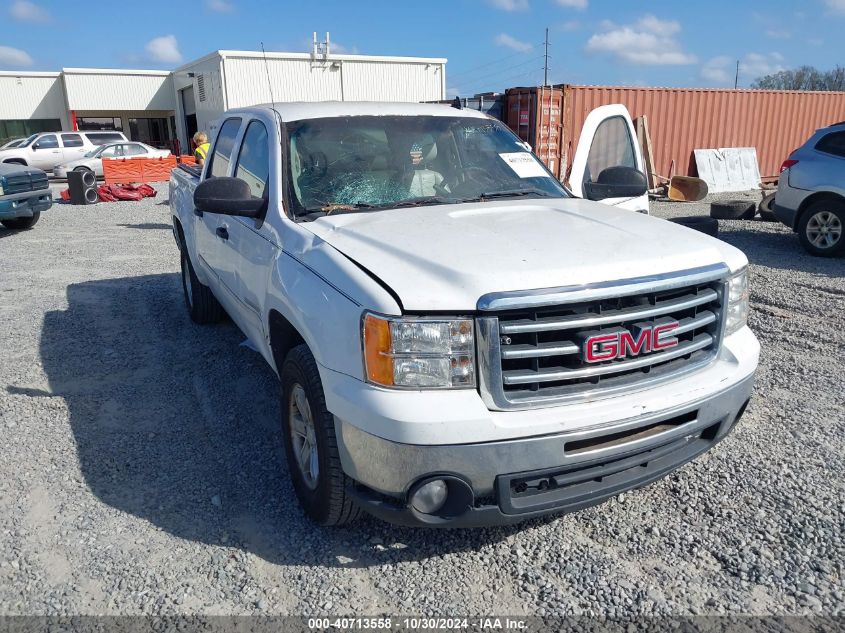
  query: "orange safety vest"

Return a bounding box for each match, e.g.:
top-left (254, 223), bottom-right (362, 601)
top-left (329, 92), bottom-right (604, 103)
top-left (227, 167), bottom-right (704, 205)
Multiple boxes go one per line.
top-left (195, 142), bottom-right (210, 160)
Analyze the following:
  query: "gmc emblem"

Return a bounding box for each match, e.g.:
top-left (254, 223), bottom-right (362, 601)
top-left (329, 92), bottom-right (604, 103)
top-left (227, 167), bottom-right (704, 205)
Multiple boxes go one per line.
top-left (580, 321), bottom-right (680, 363)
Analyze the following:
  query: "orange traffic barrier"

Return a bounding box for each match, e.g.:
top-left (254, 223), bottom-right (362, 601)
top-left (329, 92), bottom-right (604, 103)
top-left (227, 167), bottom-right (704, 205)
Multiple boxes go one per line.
top-left (178, 155), bottom-right (197, 165)
top-left (103, 156), bottom-right (177, 184)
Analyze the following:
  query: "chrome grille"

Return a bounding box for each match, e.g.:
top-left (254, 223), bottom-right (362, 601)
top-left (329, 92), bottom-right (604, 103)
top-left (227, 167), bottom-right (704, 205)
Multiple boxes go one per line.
top-left (477, 265), bottom-right (728, 410)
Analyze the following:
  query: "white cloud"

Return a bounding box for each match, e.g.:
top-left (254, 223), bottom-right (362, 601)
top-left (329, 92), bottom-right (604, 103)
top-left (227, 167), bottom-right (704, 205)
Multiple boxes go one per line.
top-left (765, 29), bottom-right (791, 39)
top-left (10, 1), bottom-right (50, 22)
top-left (487, 0), bottom-right (529, 11)
top-left (700, 52), bottom-right (787, 85)
top-left (824, 0), bottom-right (845, 14)
top-left (0, 45), bottom-right (34, 67)
top-left (585, 15), bottom-right (696, 65)
top-left (495, 33), bottom-right (533, 52)
top-left (555, 0), bottom-right (586, 8)
top-left (701, 56), bottom-right (734, 83)
top-left (145, 35), bottom-right (183, 64)
top-left (206, 0), bottom-right (234, 11)
top-left (330, 41), bottom-right (360, 54)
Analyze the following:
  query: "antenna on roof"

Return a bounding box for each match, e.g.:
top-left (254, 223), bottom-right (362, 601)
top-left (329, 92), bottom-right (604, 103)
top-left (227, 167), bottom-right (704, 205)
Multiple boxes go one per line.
top-left (260, 42), bottom-right (282, 144)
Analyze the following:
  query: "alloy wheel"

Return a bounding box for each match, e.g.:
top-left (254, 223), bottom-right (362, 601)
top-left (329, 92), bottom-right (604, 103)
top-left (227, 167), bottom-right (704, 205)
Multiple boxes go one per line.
top-left (806, 211), bottom-right (842, 250)
top-left (288, 383), bottom-right (319, 490)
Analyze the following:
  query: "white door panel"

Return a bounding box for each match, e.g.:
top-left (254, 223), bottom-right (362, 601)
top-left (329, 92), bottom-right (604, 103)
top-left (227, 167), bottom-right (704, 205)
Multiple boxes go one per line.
top-left (570, 104), bottom-right (649, 213)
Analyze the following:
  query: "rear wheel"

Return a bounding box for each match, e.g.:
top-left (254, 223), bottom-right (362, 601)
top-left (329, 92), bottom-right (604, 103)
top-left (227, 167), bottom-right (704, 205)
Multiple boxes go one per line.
top-left (797, 200), bottom-right (845, 257)
top-left (180, 247), bottom-right (225, 323)
top-left (280, 344), bottom-right (359, 526)
top-left (1, 212), bottom-right (40, 230)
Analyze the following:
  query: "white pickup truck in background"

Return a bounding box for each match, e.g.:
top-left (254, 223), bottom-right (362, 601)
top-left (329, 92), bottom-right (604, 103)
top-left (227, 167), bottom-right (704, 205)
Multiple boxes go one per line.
top-left (169, 102), bottom-right (758, 527)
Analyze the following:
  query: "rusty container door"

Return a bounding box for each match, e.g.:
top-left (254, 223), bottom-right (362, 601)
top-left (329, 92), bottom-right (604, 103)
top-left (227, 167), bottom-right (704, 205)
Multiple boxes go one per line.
top-left (505, 87), bottom-right (564, 179)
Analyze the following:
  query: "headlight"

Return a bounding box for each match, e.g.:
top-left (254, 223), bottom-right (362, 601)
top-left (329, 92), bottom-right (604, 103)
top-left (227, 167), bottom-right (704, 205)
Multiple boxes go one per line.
top-left (725, 268), bottom-right (749, 336)
top-left (362, 313), bottom-right (475, 389)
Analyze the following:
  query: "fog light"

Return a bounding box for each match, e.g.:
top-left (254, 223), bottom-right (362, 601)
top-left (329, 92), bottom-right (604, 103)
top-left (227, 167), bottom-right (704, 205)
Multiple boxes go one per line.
top-left (410, 479), bottom-right (448, 514)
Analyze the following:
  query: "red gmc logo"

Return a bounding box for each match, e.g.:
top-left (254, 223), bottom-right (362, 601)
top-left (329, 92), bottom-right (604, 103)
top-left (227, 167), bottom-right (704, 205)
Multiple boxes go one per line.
top-left (581, 321), bottom-right (680, 363)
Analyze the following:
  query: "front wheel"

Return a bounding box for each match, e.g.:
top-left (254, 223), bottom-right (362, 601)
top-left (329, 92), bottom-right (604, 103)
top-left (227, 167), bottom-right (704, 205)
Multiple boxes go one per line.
top-left (1, 212), bottom-right (40, 230)
top-left (280, 344), bottom-right (359, 526)
top-left (797, 200), bottom-right (845, 257)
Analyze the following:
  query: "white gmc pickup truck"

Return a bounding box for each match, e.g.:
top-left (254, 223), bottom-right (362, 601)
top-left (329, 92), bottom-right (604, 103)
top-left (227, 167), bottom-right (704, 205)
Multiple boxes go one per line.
top-left (169, 102), bottom-right (759, 528)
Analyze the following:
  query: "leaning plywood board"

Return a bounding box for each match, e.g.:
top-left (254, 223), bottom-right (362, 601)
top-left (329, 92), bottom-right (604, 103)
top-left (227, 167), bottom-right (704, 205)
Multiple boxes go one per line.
top-left (693, 148), bottom-right (761, 193)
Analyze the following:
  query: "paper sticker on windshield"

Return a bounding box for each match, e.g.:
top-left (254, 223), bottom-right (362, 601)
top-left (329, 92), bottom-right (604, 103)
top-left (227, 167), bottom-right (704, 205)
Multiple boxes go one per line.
top-left (499, 152), bottom-right (550, 178)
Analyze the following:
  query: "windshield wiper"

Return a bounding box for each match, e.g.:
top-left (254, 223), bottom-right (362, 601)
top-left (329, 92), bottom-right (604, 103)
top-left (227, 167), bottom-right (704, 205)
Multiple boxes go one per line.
top-left (469, 188), bottom-right (556, 201)
top-left (387, 196), bottom-right (454, 208)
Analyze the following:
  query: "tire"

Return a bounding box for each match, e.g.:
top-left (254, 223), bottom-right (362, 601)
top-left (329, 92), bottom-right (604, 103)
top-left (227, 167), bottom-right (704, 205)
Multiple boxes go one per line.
top-left (758, 192), bottom-right (778, 222)
top-left (180, 247), bottom-right (225, 323)
top-left (710, 200), bottom-right (757, 220)
top-left (1, 212), bottom-right (40, 230)
top-left (668, 215), bottom-right (719, 238)
top-left (280, 344), bottom-right (359, 526)
top-left (2, 159), bottom-right (26, 166)
top-left (797, 199), bottom-right (845, 257)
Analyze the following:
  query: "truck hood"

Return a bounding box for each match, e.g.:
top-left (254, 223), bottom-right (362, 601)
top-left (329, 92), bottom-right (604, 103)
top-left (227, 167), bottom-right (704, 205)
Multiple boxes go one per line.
top-left (302, 198), bottom-right (748, 312)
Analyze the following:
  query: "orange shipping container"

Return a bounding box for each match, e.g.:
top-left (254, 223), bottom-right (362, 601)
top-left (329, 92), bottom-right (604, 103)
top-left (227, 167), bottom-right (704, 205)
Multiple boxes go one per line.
top-left (559, 85), bottom-right (845, 182)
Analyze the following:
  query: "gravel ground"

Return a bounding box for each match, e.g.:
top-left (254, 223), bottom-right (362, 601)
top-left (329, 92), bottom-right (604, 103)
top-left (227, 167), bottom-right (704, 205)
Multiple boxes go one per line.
top-left (0, 188), bottom-right (843, 617)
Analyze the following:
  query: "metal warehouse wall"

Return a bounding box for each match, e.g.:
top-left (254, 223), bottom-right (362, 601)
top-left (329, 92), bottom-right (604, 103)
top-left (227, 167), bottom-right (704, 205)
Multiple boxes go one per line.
top-left (561, 85), bottom-right (845, 180)
top-left (63, 71), bottom-right (175, 111)
top-left (0, 72), bottom-right (69, 126)
top-left (223, 54), bottom-right (445, 109)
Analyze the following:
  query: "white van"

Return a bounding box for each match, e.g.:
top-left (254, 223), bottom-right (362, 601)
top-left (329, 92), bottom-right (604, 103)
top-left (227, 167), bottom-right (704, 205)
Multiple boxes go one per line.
top-left (0, 131), bottom-right (129, 174)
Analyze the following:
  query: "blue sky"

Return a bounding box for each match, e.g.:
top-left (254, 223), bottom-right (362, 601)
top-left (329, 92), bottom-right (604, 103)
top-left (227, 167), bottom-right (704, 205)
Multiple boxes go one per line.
top-left (0, 0), bottom-right (842, 94)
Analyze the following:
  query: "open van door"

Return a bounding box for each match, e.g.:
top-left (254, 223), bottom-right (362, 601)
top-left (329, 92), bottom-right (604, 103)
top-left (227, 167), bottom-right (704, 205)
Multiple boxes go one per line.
top-left (568, 104), bottom-right (649, 214)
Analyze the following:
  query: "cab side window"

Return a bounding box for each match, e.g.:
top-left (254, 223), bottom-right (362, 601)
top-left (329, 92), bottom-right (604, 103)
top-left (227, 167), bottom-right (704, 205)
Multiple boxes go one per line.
top-left (234, 120), bottom-right (270, 199)
top-left (206, 119), bottom-right (242, 178)
top-left (35, 134), bottom-right (59, 149)
top-left (583, 116), bottom-right (638, 185)
top-left (61, 133), bottom-right (83, 147)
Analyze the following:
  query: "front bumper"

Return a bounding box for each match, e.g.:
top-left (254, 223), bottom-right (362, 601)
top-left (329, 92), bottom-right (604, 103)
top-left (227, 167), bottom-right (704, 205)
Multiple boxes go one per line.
top-left (0, 190), bottom-right (52, 219)
top-left (340, 373), bottom-right (754, 527)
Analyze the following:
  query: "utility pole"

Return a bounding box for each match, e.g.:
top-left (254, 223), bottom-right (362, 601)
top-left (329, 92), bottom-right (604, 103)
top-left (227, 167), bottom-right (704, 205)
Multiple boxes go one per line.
top-left (543, 28), bottom-right (550, 86)
top-left (734, 60), bottom-right (739, 89)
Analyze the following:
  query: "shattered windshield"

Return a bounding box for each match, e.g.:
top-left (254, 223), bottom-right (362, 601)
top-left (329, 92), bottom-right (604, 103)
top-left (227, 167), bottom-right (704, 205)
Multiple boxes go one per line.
top-left (285, 115), bottom-right (567, 216)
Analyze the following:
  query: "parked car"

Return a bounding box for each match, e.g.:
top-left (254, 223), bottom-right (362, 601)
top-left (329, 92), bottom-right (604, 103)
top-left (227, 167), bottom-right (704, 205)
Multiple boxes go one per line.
top-left (775, 122), bottom-right (845, 257)
top-left (0, 162), bottom-right (52, 230)
top-left (0, 130), bottom-right (128, 174)
top-left (170, 102), bottom-right (758, 528)
top-left (53, 142), bottom-right (171, 178)
top-left (1, 138), bottom-right (26, 149)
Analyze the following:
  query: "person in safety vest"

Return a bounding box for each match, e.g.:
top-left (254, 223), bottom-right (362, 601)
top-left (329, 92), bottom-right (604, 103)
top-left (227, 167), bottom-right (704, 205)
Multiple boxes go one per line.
top-left (193, 131), bottom-right (210, 166)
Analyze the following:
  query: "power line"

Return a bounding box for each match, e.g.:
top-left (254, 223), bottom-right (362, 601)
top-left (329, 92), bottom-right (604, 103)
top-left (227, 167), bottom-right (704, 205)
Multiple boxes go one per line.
top-left (447, 44), bottom-right (539, 82)
top-left (456, 56), bottom-right (545, 92)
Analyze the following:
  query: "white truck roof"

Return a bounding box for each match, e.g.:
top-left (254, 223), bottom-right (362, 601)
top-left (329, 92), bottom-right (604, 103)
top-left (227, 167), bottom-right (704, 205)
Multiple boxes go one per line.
top-left (236, 101), bottom-right (491, 122)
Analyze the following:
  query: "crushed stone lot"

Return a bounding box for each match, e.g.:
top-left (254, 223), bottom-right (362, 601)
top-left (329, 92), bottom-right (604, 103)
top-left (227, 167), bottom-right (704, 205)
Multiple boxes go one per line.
top-left (0, 188), bottom-right (843, 617)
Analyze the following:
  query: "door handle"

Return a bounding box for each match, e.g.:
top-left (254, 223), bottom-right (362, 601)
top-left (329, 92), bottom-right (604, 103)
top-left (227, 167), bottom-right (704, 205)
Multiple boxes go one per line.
top-left (216, 226), bottom-right (229, 240)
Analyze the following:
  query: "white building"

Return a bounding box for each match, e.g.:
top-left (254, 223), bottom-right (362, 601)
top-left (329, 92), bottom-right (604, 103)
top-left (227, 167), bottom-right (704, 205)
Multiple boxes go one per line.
top-left (0, 48), bottom-right (447, 153)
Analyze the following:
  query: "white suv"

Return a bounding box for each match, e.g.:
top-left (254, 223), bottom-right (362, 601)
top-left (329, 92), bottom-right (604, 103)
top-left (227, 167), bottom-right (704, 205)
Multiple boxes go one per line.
top-left (0, 131), bottom-right (128, 174)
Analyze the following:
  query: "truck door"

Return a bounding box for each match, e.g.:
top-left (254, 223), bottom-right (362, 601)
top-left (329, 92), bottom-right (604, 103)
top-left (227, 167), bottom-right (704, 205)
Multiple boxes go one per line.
top-left (224, 118), bottom-right (277, 349)
top-left (30, 134), bottom-right (62, 171)
top-left (59, 133), bottom-right (87, 163)
top-left (194, 118), bottom-right (243, 304)
top-left (568, 104), bottom-right (649, 213)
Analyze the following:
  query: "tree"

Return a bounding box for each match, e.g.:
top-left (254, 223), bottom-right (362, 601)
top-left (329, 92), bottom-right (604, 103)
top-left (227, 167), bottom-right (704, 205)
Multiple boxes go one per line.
top-left (752, 65), bottom-right (845, 91)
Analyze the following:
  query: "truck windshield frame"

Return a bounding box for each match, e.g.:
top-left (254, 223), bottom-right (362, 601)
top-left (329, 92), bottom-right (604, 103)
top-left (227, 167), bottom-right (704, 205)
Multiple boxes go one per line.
top-left (283, 115), bottom-right (568, 217)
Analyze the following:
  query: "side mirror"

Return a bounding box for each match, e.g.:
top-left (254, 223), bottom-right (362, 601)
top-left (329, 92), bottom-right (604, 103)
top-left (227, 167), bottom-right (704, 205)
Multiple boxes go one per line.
top-left (583, 166), bottom-right (648, 201)
top-left (31, 143), bottom-right (40, 151)
top-left (193, 177), bottom-right (266, 217)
